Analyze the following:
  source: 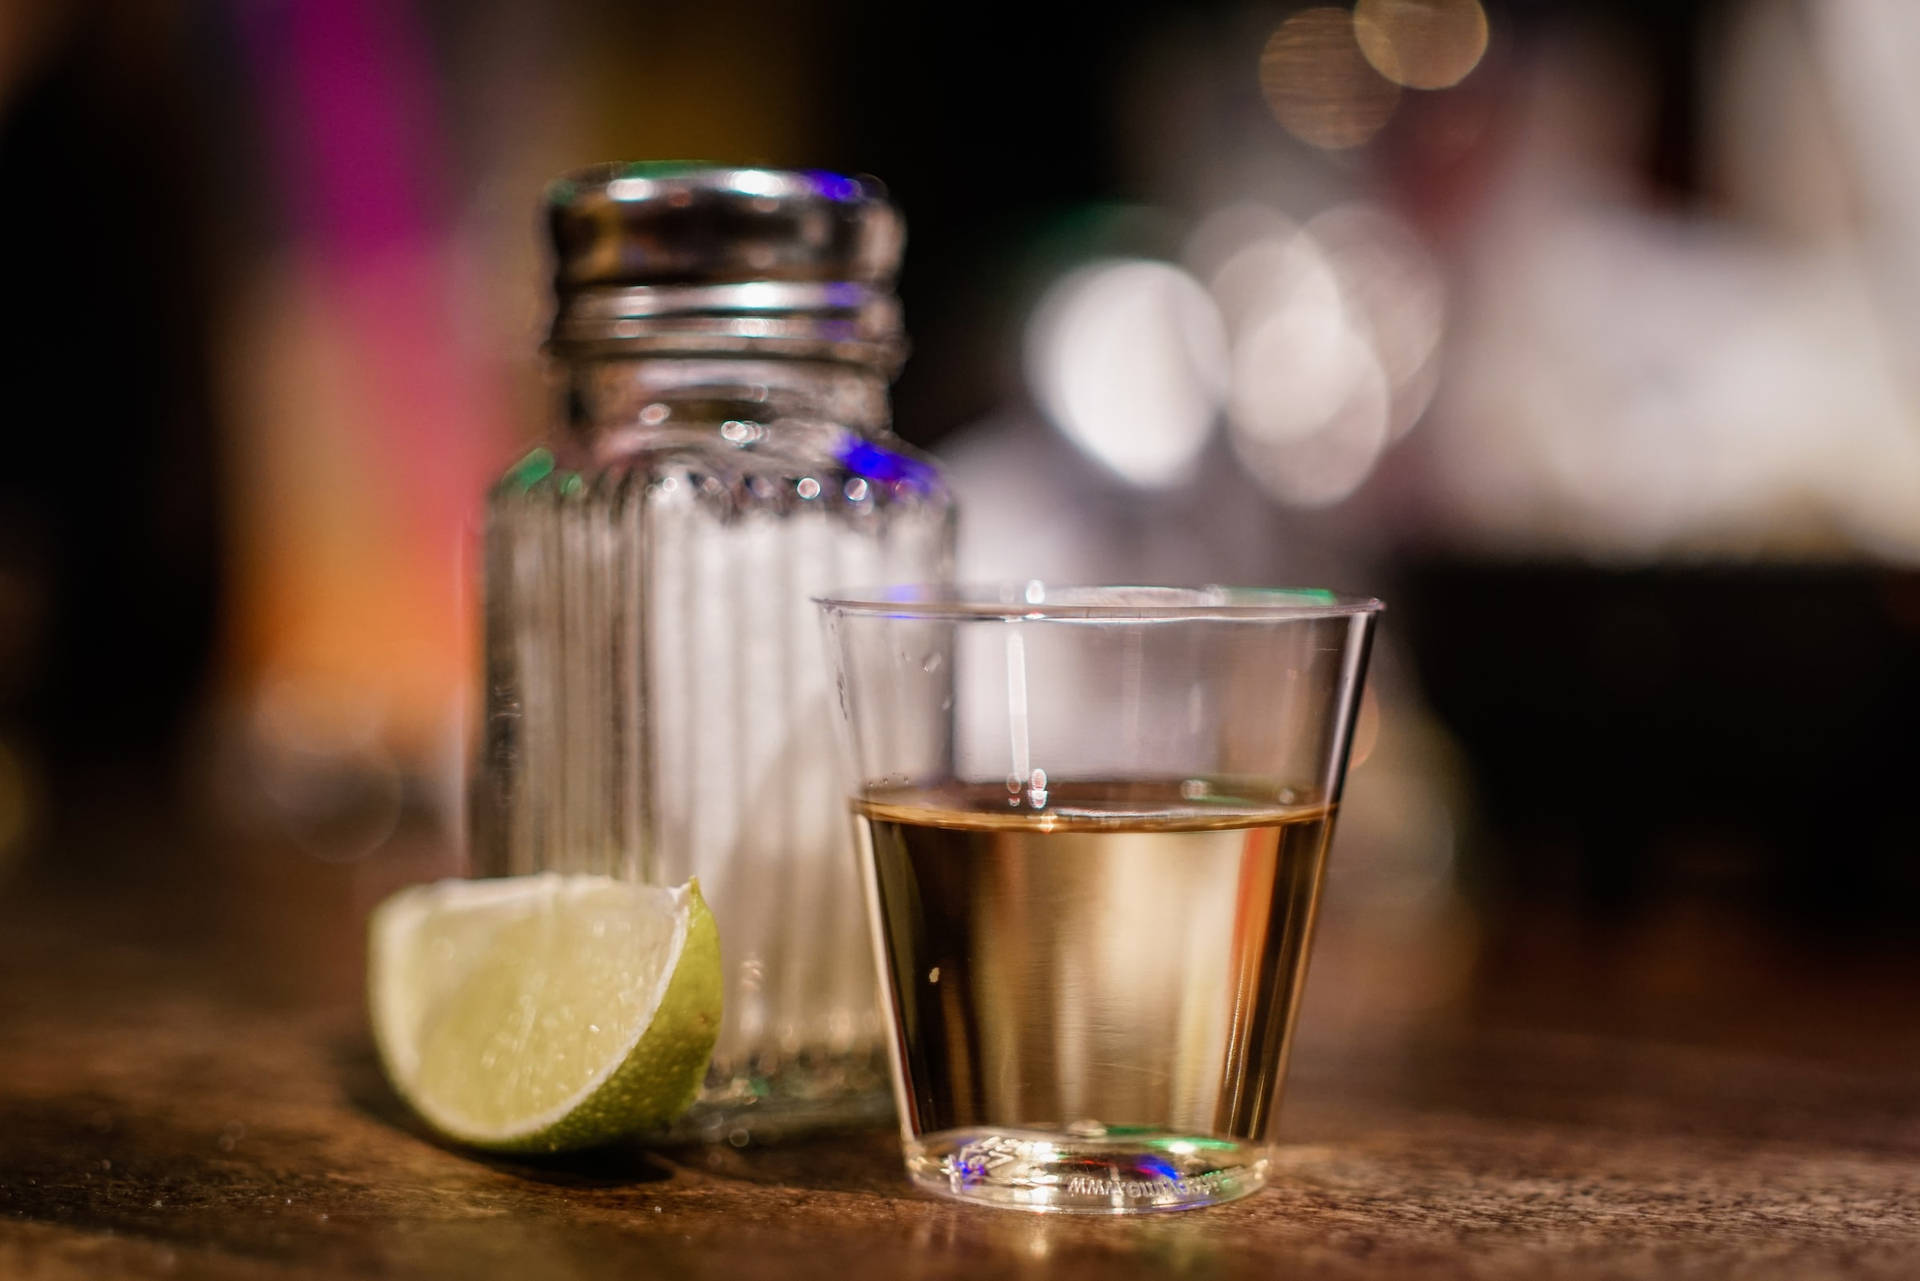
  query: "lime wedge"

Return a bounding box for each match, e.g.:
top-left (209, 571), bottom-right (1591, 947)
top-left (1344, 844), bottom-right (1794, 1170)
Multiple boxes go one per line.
top-left (368, 874), bottom-right (721, 1153)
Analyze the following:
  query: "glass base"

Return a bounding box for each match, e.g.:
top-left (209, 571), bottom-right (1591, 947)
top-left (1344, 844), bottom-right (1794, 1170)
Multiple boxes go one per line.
top-left (905, 1128), bottom-right (1269, 1213)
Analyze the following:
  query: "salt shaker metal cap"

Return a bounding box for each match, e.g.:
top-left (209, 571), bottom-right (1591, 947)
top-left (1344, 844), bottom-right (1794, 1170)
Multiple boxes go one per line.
top-left (545, 163), bottom-right (907, 370)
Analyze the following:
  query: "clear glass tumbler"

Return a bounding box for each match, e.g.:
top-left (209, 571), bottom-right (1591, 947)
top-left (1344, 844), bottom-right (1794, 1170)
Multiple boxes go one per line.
top-left (819, 584), bottom-right (1381, 1212)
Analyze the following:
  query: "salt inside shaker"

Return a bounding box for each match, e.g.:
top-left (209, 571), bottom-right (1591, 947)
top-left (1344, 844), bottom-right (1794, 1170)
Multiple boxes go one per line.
top-left (475, 164), bottom-right (954, 1138)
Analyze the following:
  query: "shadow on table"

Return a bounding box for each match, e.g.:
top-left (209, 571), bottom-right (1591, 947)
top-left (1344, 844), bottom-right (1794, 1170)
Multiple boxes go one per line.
top-left (331, 1032), bottom-right (676, 1187)
top-left (658, 1125), bottom-right (906, 1196)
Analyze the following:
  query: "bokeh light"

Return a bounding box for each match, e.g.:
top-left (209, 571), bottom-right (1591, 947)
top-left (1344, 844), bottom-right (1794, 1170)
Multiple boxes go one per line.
top-left (1189, 201), bottom-right (1436, 507)
top-left (1353, 0), bottom-right (1490, 91)
top-left (1306, 204), bottom-right (1446, 438)
top-left (1024, 259), bottom-right (1229, 489)
top-left (1231, 331), bottom-right (1391, 507)
top-left (1224, 257), bottom-right (1362, 448)
top-left (1193, 205), bottom-right (1341, 344)
top-left (1260, 7), bottom-right (1401, 151)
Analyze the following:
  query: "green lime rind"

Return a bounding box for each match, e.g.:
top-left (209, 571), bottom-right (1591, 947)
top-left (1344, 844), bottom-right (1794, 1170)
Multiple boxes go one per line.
top-left (482, 883), bottom-right (722, 1154)
top-left (369, 875), bottom-right (723, 1155)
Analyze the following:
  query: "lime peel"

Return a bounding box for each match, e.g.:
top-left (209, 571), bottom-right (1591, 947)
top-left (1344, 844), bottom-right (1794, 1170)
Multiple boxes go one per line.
top-left (368, 873), bottom-right (722, 1153)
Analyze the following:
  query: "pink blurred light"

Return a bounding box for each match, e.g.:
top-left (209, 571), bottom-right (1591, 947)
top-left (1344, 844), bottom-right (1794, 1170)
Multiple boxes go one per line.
top-left (235, 0), bottom-right (502, 550)
top-left (246, 0), bottom-right (443, 256)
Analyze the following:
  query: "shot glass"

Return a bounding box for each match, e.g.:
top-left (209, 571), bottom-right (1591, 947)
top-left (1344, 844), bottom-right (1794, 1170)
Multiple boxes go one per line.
top-left (818, 584), bottom-right (1382, 1213)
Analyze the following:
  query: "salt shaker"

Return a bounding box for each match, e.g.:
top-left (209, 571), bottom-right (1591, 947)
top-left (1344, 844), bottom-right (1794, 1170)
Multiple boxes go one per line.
top-left (475, 164), bottom-right (954, 1138)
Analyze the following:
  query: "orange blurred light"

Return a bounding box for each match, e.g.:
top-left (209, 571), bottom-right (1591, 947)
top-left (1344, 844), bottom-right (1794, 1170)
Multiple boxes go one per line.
top-left (1260, 8), bottom-right (1401, 151)
top-left (1353, 0), bottom-right (1490, 91)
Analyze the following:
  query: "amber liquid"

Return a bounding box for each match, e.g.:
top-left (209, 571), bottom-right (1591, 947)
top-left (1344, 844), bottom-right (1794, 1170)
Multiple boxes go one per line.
top-left (852, 779), bottom-right (1335, 1211)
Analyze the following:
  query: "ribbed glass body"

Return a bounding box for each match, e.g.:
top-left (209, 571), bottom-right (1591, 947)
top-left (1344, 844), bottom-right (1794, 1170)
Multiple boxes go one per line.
top-left (476, 355), bottom-right (953, 1137)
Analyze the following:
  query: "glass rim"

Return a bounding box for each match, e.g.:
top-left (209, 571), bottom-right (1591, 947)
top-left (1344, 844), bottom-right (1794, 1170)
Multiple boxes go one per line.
top-left (814, 582), bottom-right (1385, 622)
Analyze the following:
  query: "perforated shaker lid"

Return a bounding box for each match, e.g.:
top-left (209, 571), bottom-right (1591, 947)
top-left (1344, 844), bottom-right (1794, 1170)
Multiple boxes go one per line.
top-left (544, 163), bottom-right (907, 370)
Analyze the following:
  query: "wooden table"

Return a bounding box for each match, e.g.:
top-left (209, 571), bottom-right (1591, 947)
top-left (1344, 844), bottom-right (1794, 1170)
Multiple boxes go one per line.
top-left (3, 823), bottom-right (1917, 1279)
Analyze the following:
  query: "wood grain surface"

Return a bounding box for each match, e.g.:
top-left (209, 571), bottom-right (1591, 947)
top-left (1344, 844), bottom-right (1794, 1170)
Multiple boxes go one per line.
top-left (2, 825), bottom-right (1916, 1279)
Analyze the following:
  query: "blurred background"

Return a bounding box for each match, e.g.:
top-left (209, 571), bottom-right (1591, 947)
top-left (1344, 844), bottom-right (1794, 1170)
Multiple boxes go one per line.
top-left (1, 0), bottom-right (1914, 1060)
